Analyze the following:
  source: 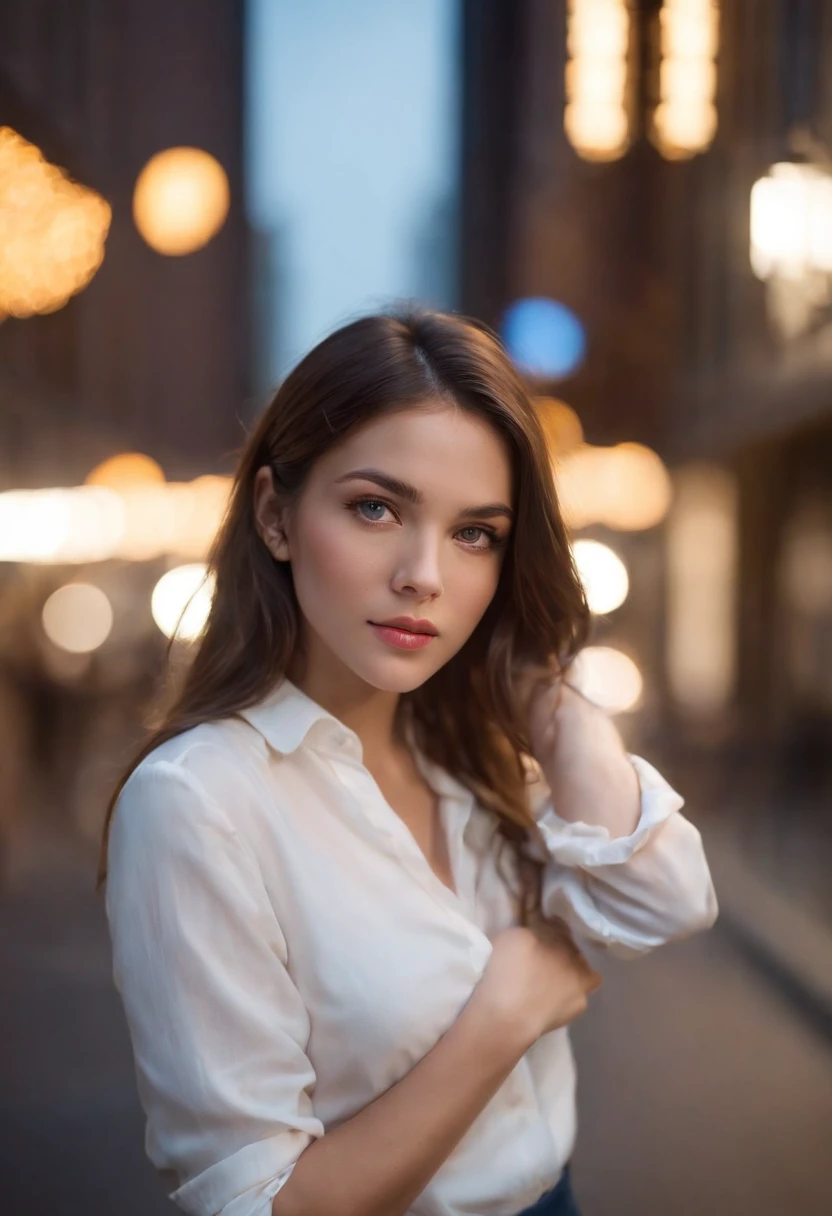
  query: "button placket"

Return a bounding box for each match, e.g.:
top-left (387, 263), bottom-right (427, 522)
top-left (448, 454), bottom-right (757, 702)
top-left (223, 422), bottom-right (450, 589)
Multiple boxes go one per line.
top-left (325, 754), bottom-right (494, 960)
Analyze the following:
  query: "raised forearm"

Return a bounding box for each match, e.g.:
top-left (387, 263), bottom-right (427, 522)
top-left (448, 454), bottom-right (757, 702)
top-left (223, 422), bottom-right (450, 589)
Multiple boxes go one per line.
top-left (540, 745), bottom-right (641, 839)
top-left (530, 682), bottom-right (641, 839)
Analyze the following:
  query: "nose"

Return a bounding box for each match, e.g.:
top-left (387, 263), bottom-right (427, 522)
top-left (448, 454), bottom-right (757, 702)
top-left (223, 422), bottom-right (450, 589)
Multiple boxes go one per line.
top-left (391, 529), bottom-right (443, 599)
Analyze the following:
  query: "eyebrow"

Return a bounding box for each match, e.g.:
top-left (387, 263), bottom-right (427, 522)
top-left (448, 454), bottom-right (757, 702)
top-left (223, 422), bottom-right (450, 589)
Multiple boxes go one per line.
top-left (334, 468), bottom-right (514, 523)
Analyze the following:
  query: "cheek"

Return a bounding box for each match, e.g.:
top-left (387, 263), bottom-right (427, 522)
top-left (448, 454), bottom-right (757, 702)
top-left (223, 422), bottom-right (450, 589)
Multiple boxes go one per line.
top-left (293, 512), bottom-right (378, 599)
top-left (445, 560), bottom-right (502, 627)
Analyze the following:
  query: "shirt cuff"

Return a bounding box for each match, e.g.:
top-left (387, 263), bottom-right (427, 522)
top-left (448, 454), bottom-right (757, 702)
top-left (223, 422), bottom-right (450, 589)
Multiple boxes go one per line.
top-left (170, 1130), bottom-right (310, 1216)
top-left (214, 1164), bottom-right (296, 1216)
top-left (527, 754), bottom-right (685, 870)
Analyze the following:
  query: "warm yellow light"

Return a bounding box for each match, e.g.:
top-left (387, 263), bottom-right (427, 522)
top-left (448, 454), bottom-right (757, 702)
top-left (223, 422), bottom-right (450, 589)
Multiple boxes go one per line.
top-left (553, 445), bottom-right (609, 530)
top-left (565, 0), bottom-right (633, 162)
top-left (0, 487), bottom-right (125, 564)
top-left (660, 58), bottom-right (717, 104)
top-left (0, 477), bottom-right (231, 565)
top-left (666, 463), bottom-right (737, 714)
top-left (0, 126), bottom-right (111, 317)
top-left (750, 162), bottom-right (832, 280)
top-left (572, 539), bottom-right (629, 613)
top-left (597, 443), bottom-right (673, 530)
top-left (566, 60), bottom-right (628, 105)
top-left (554, 442), bottom-right (672, 531)
top-left (151, 564), bottom-right (215, 641)
top-left (564, 104), bottom-right (630, 162)
top-left (661, 6), bottom-right (719, 56)
top-left (651, 0), bottom-right (719, 160)
top-left (42, 582), bottom-right (113, 653)
top-left (653, 103), bottom-right (718, 161)
top-left (115, 477), bottom-right (232, 561)
top-left (572, 645), bottom-right (643, 713)
top-left (85, 452), bottom-right (166, 489)
top-left (133, 147), bottom-right (230, 255)
top-left (167, 476), bottom-right (233, 558)
top-left (537, 398), bottom-right (584, 456)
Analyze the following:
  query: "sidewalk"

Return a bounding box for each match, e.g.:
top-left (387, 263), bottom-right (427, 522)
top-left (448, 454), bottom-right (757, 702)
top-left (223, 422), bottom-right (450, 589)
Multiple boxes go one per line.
top-left (571, 890), bottom-right (832, 1216)
top-left (701, 818), bottom-right (832, 1036)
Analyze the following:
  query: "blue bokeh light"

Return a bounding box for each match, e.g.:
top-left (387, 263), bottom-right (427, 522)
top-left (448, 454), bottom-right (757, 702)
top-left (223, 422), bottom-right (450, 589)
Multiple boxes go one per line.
top-left (501, 297), bottom-right (586, 379)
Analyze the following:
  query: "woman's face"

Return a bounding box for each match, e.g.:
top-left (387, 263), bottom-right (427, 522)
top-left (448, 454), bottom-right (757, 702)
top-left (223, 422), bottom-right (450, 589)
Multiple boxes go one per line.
top-left (256, 401), bottom-right (514, 694)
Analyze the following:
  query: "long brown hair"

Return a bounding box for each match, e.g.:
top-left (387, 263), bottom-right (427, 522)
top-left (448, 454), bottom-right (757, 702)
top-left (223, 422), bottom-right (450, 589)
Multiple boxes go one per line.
top-left (96, 310), bottom-right (590, 921)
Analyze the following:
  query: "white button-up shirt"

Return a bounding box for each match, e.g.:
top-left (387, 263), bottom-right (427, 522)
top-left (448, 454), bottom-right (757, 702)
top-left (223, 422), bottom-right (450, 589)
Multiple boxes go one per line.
top-left (106, 677), bottom-right (718, 1216)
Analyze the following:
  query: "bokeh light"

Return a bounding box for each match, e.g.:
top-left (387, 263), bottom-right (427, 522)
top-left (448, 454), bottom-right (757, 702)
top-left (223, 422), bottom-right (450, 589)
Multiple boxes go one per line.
top-left (133, 147), bottom-right (230, 255)
top-left (750, 162), bottom-right (832, 280)
top-left (666, 463), bottom-right (737, 714)
top-left (0, 487), bottom-right (126, 564)
top-left (0, 126), bottom-right (111, 317)
top-left (502, 298), bottom-right (586, 379)
top-left (554, 442), bottom-right (672, 531)
top-left (572, 539), bottom-right (629, 614)
top-left (651, 0), bottom-right (720, 160)
top-left (0, 474), bottom-right (231, 565)
top-left (596, 442), bottom-right (673, 530)
top-left (565, 0), bottom-right (633, 162)
top-left (42, 583), bottom-right (114, 654)
top-left (151, 564), bottom-right (215, 641)
top-left (536, 398), bottom-right (585, 457)
top-left (572, 645), bottom-right (643, 713)
top-left (85, 452), bottom-right (166, 488)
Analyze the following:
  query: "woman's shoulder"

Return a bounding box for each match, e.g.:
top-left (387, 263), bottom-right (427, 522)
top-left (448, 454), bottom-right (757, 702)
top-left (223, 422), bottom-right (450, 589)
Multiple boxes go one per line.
top-left (105, 721), bottom-right (283, 924)
top-left (141, 713), bottom-right (266, 772)
top-left (116, 716), bottom-right (276, 842)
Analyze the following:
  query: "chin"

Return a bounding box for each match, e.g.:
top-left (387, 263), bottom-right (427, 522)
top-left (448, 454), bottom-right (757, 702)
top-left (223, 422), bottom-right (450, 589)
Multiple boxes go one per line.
top-left (349, 652), bottom-right (441, 695)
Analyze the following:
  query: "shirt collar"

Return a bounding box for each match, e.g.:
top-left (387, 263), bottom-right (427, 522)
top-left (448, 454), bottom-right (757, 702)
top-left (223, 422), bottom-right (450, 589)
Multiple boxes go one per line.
top-left (236, 677), bottom-right (348, 756)
top-left (237, 677), bottom-right (474, 806)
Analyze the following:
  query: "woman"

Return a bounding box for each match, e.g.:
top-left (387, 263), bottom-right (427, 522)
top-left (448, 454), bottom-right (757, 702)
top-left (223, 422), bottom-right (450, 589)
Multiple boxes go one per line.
top-left (99, 310), bottom-right (718, 1216)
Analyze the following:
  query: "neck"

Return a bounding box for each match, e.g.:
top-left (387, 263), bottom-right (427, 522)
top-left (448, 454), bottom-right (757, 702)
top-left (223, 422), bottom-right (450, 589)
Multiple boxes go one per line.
top-left (287, 652), bottom-right (405, 767)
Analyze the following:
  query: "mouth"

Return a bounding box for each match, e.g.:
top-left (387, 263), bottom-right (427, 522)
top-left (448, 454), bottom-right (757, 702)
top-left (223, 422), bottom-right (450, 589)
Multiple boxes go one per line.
top-left (367, 622), bottom-right (438, 650)
top-left (368, 620), bottom-right (438, 636)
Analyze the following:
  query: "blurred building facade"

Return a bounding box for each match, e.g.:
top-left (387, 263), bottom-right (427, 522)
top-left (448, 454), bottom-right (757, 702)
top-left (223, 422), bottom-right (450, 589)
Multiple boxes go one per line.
top-left (461, 0), bottom-right (832, 932)
top-left (0, 0), bottom-right (250, 869)
top-left (0, 0), bottom-right (250, 489)
top-left (1, 0), bottom-right (830, 939)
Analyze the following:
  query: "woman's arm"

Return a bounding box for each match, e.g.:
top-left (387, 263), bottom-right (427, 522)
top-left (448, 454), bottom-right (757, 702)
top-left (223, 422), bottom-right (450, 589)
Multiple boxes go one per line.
top-left (273, 993), bottom-right (532, 1216)
top-left (274, 922), bottom-right (601, 1216)
top-left (515, 675), bottom-right (718, 957)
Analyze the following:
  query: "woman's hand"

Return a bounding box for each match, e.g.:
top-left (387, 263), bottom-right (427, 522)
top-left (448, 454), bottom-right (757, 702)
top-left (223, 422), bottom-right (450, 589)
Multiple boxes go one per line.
top-left (514, 659), bottom-right (642, 839)
top-left (471, 922), bottom-right (602, 1049)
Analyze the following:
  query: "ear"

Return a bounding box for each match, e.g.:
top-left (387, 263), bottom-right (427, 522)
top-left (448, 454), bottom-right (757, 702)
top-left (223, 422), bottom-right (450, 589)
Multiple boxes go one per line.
top-left (252, 465), bottom-right (292, 562)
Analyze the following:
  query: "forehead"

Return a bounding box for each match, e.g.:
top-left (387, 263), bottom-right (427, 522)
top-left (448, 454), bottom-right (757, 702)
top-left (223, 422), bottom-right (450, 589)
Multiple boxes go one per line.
top-left (314, 402), bottom-right (514, 500)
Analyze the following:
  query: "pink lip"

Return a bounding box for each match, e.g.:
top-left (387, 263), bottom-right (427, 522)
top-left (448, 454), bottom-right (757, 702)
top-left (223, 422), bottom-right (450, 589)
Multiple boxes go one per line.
top-left (373, 616), bottom-right (437, 635)
top-left (369, 623), bottom-right (436, 650)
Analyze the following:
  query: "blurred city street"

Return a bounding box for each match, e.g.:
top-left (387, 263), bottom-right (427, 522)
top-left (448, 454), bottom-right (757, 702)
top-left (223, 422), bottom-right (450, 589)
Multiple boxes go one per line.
top-left (3, 1), bottom-right (832, 1214)
top-left (2, 815), bottom-right (832, 1216)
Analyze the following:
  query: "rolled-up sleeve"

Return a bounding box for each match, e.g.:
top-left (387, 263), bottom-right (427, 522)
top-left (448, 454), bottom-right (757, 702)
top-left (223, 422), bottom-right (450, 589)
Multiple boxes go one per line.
top-left (523, 755), bottom-right (719, 959)
top-left (105, 758), bottom-right (323, 1216)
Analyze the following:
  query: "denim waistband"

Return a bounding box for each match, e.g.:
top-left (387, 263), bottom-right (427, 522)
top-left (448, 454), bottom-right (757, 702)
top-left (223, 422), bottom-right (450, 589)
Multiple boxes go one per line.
top-left (514, 1163), bottom-right (582, 1216)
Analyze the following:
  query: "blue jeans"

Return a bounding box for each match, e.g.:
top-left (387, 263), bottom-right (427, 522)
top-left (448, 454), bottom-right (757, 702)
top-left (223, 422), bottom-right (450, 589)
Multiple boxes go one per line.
top-left (515, 1163), bottom-right (583, 1216)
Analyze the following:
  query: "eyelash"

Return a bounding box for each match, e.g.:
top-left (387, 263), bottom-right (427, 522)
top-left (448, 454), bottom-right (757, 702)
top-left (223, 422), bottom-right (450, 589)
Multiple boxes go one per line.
top-left (346, 497), bottom-right (507, 553)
